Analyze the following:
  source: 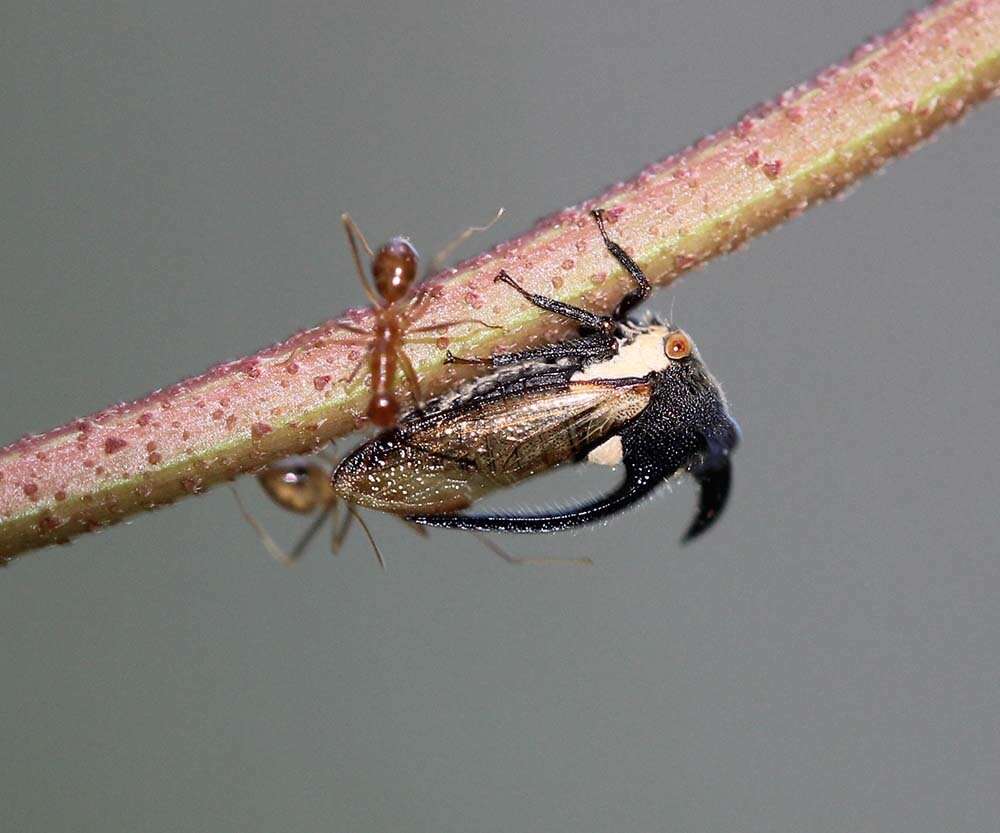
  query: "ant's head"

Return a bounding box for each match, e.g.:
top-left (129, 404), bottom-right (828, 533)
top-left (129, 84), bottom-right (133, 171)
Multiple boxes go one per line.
top-left (258, 458), bottom-right (334, 513)
top-left (372, 237), bottom-right (419, 302)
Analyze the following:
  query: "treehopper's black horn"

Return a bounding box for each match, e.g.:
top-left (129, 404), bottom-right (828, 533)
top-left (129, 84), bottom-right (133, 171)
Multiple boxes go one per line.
top-left (682, 418), bottom-right (740, 543)
top-left (682, 457), bottom-right (732, 543)
top-left (406, 454), bottom-right (670, 534)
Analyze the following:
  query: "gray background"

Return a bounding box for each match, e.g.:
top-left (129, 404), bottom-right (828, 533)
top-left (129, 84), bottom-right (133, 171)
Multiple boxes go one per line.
top-left (2, 1), bottom-right (998, 831)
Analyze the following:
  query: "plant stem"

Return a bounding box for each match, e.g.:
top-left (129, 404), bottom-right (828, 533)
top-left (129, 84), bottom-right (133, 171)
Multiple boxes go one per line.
top-left (2, 0), bottom-right (998, 563)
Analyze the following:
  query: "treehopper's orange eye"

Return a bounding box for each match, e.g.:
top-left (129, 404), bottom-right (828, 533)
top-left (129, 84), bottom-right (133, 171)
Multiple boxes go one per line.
top-left (665, 331), bottom-right (692, 360)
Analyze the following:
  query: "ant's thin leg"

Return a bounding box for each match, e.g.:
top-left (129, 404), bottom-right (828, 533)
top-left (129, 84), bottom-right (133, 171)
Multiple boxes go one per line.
top-left (404, 317), bottom-right (504, 334)
top-left (468, 531), bottom-right (593, 566)
top-left (323, 339), bottom-right (372, 351)
top-left (591, 209), bottom-right (651, 318)
top-left (328, 342), bottom-right (372, 385)
top-left (276, 345), bottom-right (305, 369)
top-left (329, 321), bottom-right (370, 336)
top-left (402, 287), bottom-right (435, 328)
top-left (274, 332), bottom-right (368, 368)
top-left (396, 335), bottom-right (462, 347)
top-left (343, 350), bottom-right (370, 384)
top-left (347, 505), bottom-right (386, 571)
top-left (285, 340), bottom-right (369, 385)
top-left (326, 500), bottom-right (340, 553)
top-left (495, 270), bottom-right (613, 332)
top-left (402, 289), bottom-right (506, 332)
top-left (330, 502), bottom-right (354, 553)
top-left (399, 276), bottom-right (502, 331)
top-left (395, 347), bottom-right (424, 408)
top-left (341, 213), bottom-right (381, 306)
top-left (288, 509), bottom-right (332, 561)
top-left (229, 486), bottom-right (295, 566)
top-left (425, 207), bottom-right (505, 278)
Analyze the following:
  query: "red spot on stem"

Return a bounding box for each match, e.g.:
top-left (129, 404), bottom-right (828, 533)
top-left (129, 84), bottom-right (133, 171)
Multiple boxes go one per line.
top-left (104, 437), bottom-right (128, 454)
top-left (251, 422), bottom-right (273, 440)
top-left (762, 160), bottom-right (784, 179)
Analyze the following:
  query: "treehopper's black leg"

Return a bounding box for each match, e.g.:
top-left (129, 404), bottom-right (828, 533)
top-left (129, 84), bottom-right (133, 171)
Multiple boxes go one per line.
top-left (495, 270), bottom-right (615, 334)
top-left (444, 332), bottom-right (617, 369)
top-left (442, 351), bottom-right (491, 367)
top-left (591, 209), bottom-right (651, 319)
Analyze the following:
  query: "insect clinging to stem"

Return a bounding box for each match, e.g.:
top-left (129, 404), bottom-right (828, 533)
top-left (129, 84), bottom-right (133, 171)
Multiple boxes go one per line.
top-left (331, 208), bottom-right (741, 544)
top-left (233, 449), bottom-right (591, 568)
top-left (320, 210), bottom-right (506, 428)
top-left (231, 451), bottom-right (387, 568)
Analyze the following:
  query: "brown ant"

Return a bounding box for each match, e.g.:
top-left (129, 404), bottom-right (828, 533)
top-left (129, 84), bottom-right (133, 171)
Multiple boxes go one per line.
top-left (322, 211), bottom-right (506, 428)
top-left (231, 448), bottom-right (591, 568)
top-left (231, 451), bottom-right (388, 568)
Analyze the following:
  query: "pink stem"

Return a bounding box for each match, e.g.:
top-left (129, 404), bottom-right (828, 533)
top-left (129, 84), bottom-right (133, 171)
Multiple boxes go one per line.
top-left (2, 0), bottom-right (998, 563)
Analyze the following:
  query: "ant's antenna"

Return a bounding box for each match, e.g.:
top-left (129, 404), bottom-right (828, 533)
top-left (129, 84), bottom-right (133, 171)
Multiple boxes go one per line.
top-left (347, 504), bottom-right (386, 571)
top-left (341, 213), bottom-right (380, 305)
top-left (426, 207), bottom-right (505, 277)
top-left (230, 486), bottom-right (295, 566)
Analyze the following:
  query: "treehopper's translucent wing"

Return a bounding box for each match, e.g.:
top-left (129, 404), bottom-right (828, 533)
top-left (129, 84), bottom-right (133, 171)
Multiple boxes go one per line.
top-left (334, 379), bottom-right (652, 514)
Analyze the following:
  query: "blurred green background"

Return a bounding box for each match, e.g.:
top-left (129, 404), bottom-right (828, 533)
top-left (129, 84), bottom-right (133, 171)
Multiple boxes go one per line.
top-left (2, 2), bottom-right (998, 831)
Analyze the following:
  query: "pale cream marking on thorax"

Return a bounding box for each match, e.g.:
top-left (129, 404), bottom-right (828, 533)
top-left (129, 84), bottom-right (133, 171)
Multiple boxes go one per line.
top-left (575, 325), bottom-right (672, 468)
top-left (571, 326), bottom-right (671, 382)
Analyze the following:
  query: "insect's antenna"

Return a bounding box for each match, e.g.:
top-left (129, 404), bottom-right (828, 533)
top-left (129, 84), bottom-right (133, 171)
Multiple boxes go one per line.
top-left (347, 504), bottom-right (386, 571)
top-left (668, 295), bottom-right (676, 329)
top-left (288, 508), bottom-right (332, 561)
top-left (341, 212), bottom-right (375, 257)
top-left (341, 212), bottom-right (380, 305)
top-left (229, 486), bottom-right (295, 566)
top-left (426, 207), bottom-right (505, 277)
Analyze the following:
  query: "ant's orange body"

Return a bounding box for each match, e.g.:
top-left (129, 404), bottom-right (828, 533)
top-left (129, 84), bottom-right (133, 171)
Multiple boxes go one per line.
top-left (329, 212), bottom-right (503, 428)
